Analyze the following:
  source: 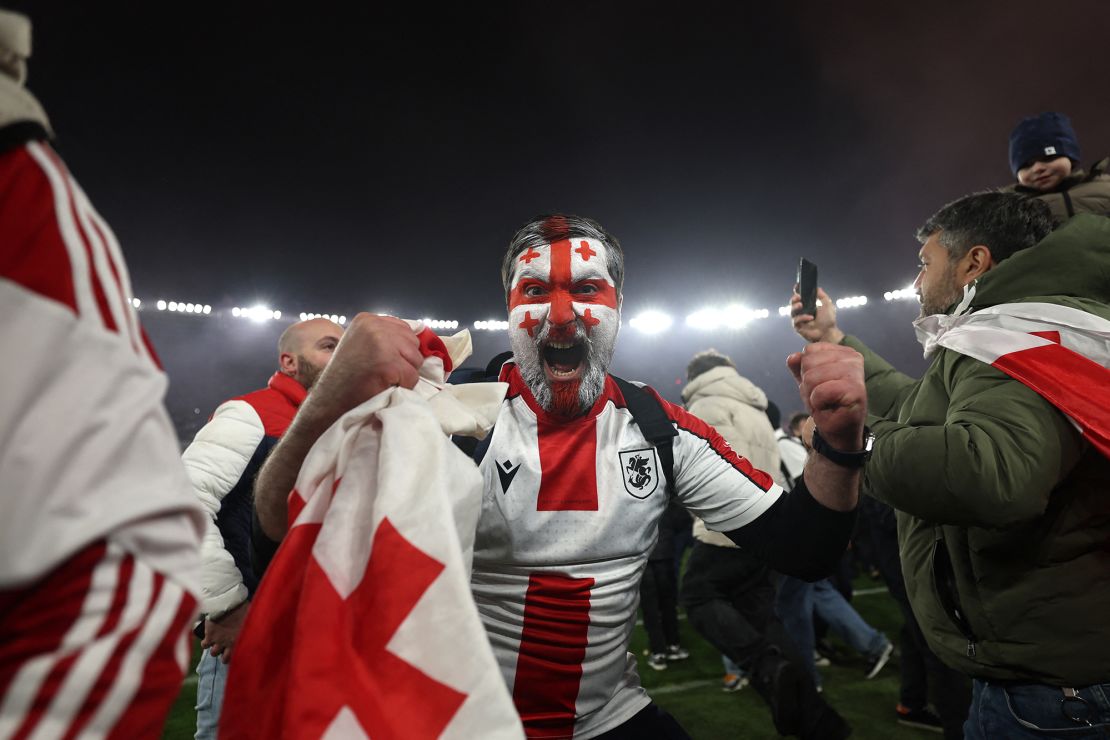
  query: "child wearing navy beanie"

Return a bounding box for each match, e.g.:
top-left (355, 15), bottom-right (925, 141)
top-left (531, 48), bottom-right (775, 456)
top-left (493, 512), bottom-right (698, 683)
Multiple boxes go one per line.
top-left (1002, 112), bottom-right (1110, 224)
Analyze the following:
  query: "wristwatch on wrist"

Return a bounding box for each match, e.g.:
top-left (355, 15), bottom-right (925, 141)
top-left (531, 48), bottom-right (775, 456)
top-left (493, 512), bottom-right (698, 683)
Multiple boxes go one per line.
top-left (811, 426), bottom-right (875, 468)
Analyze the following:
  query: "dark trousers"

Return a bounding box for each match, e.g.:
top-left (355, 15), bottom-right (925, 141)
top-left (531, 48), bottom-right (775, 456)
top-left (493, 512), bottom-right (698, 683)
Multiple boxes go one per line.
top-left (865, 497), bottom-right (971, 740)
top-left (640, 559), bottom-right (681, 654)
top-left (595, 703), bottom-right (691, 739)
top-left (681, 542), bottom-right (849, 739)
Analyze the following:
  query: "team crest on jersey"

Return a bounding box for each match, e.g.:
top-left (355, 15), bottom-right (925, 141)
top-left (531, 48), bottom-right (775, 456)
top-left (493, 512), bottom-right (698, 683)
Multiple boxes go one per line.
top-left (619, 448), bottom-right (659, 499)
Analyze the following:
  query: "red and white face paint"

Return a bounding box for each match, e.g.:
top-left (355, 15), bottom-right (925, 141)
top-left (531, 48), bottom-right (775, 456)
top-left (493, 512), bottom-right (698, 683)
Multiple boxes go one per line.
top-left (507, 238), bottom-right (621, 417)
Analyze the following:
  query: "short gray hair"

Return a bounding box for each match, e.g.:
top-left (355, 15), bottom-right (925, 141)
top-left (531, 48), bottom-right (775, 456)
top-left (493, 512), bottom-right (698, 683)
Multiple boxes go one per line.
top-left (915, 191), bottom-right (1053, 264)
top-left (501, 214), bottom-right (625, 302)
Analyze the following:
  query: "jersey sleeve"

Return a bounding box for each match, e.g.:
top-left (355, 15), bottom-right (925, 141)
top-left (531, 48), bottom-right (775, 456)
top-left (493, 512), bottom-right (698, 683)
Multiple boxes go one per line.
top-left (647, 388), bottom-right (783, 532)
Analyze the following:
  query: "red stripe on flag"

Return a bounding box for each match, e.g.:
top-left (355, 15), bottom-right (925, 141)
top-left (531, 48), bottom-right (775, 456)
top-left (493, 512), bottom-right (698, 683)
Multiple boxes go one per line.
top-left (537, 417), bottom-right (599, 510)
top-left (992, 341), bottom-right (1110, 459)
top-left (0, 146), bottom-right (78, 313)
top-left (222, 518), bottom-right (467, 739)
top-left (1029, 330), bottom-right (1061, 344)
top-left (103, 591), bottom-right (197, 740)
top-left (511, 573), bottom-right (594, 739)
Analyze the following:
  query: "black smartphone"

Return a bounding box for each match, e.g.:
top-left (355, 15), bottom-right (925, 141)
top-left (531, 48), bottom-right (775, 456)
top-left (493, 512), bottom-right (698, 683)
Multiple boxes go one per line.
top-left (797, 258), bottom-right (818, 317)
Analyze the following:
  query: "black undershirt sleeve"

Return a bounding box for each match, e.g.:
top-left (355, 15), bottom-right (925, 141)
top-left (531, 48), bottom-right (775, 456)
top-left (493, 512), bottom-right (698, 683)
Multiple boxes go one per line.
top-left (723, 476), bottom-right (857, 581)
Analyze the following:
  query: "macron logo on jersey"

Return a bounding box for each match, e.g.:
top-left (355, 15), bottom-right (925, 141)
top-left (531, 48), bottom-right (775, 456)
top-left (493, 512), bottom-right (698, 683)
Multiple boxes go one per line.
top-left (497, 459), bottom-right (521, 493)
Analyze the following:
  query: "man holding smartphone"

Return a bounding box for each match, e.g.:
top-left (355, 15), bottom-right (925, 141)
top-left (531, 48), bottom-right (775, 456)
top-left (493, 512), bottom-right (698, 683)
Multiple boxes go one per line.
top-left (792, 192), bottom-right (1110, 738)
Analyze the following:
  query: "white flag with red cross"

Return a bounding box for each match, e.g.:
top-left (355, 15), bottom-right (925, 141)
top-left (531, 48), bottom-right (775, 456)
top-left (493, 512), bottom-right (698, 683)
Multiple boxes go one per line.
top-left (221, 325), bottom-right (523, 739)
top-left (915, 302), bottom-right (1110, 459)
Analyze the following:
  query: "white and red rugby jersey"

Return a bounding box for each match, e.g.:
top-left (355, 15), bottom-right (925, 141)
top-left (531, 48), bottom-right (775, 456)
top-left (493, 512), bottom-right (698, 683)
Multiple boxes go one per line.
top-left (471, 363), bottom-right (782, 739)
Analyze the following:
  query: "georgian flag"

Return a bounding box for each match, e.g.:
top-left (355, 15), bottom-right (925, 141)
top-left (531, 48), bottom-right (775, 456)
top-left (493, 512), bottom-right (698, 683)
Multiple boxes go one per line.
top-left (915, 302), bottom-right (1110, 459)
top-left (220, 325), bottom-right (523, 739)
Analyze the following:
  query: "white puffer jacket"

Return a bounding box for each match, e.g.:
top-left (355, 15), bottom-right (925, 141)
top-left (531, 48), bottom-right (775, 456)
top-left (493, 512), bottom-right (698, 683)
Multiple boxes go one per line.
top-left (682, 365), bottom-right (783, 547)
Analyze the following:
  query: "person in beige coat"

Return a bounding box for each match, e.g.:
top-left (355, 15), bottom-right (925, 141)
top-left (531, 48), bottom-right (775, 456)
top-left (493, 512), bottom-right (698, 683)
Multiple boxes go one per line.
top-left (679, 350), bottom-right (851, 738)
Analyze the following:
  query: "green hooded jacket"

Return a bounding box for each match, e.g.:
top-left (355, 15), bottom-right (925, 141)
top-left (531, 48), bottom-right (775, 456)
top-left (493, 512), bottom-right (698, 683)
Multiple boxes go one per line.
top-left (844, 214), bottom-right (1110, 685)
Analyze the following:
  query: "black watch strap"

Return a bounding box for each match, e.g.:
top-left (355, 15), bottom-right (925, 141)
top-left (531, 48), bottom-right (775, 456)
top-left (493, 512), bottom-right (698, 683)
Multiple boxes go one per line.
top-left (811, 426), bottom-right (875, 468)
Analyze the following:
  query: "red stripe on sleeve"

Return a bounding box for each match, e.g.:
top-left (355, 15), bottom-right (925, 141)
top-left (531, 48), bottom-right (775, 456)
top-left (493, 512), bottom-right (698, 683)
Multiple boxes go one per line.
top-left (0, 146), bottom-right (78, 313)
top-left (643, 385), bottom-right (776, 492)
top-left (511, 573), bottom-right (594, 738)
top-left (43, 147), bottom-right (117, 332)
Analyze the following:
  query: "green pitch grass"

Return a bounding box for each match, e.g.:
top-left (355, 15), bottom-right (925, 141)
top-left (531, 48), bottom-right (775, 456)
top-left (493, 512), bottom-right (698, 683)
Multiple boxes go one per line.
top-left (162, 579), bottom-right (940, 738)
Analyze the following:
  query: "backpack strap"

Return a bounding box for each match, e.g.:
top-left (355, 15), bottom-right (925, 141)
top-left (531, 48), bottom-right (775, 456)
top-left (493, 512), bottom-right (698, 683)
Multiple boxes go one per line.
top-left (611, 375), bottom-right (678, 494)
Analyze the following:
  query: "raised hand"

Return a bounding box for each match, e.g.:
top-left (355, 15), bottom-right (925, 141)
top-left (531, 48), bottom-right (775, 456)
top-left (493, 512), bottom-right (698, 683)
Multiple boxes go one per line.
top-left (786, 342), bottom-right (866, 452)
top-left (311, 313), bottom-right (424, 418)
top-left (791, 287), bottom-right (845, 345)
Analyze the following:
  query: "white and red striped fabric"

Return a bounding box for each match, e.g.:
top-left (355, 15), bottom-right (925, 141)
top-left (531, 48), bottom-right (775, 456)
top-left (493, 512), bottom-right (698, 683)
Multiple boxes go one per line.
top-left (1, 139), bottom-right (204, 737)
top-left (222, 326), bottom-right (523, 740)
top-left (0, 540), bottom-right (198, 740)
top-left (915, 301), bottom-right (1110, 458)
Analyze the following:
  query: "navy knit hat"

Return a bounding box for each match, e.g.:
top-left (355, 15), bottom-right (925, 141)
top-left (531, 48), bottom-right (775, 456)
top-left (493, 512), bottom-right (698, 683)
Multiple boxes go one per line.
top-left (1008, 112), bottom-right (1081, 176)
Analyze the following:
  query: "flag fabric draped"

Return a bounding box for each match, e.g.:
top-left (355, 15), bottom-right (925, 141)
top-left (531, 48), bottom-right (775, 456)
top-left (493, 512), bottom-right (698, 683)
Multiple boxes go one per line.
top-left (221, 324), bottom-right (523, 739)
top-left (915, 301), bottom-right (1110, 459)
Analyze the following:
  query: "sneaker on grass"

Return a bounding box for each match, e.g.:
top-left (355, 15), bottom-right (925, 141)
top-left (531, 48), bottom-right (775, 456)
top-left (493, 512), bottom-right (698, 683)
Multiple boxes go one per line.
top-left (647, 653), bottom-right (668, 671)
top-left (665, 644), bottom-right (689, 661)
top-left (895, 703), bottom-right (943, 733)
top-left (722, 673), bottom-right (749, 692)
top-left (865, 640), bottom-right (895, 679)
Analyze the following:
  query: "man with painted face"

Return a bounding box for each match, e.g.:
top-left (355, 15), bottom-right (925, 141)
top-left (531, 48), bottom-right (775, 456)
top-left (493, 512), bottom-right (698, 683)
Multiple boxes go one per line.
top-left (254, 214), bottom-right (870, 739)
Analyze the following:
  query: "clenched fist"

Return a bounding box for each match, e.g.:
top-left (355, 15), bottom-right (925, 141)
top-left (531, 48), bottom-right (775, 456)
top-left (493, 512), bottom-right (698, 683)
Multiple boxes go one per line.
top-left (786, 342), bottom-right (866, 452)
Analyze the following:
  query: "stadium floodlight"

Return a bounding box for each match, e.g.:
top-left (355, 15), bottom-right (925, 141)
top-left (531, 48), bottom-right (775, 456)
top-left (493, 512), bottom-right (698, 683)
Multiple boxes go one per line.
top-left (686, 308), bottom-right (721, 331)
top-left (629, 310), bottom-right (672, 335)
top-left (777, 305), bottom-right (791, 317)
top-left (168, 301), bottom-right (178, 311)
top-left (274, 310), bottom-right (282, 319)
top-left (156, 300), bottom-right (167, 311)
top-left (339, 316), bottom-right (347, 325)
top-left (131, 298), bottom-right (141, 309)
top-left (835, 295), bottom-right (869, 309)
top-left (186, 303), bottom-right (195, 312)
top-left (884, 286), bottom-right (917, 301)
top-left (203, 305), bottom-right (212, 314)
top-left (232, 307), bottom-right (241, 317)
top-left (473, 319), bottom-right (509, 331)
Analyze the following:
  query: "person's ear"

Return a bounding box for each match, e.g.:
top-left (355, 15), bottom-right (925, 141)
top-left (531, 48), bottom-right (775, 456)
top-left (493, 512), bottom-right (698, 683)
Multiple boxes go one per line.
top-left (962, 245), bottom-right (994, 282)
top-left (279, 352), bottom-right (297, 376)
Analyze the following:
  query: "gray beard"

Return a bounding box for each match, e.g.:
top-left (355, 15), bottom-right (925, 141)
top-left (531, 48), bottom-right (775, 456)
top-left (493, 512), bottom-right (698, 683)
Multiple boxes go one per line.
top-left (510, 324), bottom-right (614, 416)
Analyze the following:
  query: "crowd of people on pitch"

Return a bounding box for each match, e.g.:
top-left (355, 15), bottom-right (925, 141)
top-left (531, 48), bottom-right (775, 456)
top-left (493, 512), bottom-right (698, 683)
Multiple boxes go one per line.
top-left (2, 7), bottom-right (1108, 738)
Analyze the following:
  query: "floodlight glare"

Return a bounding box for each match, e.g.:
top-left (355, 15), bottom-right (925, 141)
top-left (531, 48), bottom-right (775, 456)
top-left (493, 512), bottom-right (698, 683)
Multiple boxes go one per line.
top-left (686, 308), bottom-right (721, 331)
top-left (203, 305), bottom-right (212, 314)
top-left (629, 310), bottom-right (672, 335)
top-left (157, 300), bottom-right (167, 311)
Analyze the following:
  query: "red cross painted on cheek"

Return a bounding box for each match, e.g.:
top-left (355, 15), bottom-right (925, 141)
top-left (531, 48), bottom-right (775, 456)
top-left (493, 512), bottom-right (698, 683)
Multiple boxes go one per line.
top-left (581, 308), bottom-right (601, 334)
top-left (519, 247), bottom-right (542, 264)
top-left (575, 241), bottom-right (597, 261)
top-left (518, 311), bottom-right (541, 337)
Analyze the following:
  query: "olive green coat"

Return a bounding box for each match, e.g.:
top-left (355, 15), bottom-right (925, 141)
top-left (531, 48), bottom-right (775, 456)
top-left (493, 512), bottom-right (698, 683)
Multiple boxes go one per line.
top-left (846, 214), bottom-right (1110, 685)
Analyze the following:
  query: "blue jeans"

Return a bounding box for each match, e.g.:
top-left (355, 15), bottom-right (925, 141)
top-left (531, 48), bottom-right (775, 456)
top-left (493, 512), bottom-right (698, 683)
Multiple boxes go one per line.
top-left (775, 577), bottom-right (889, 687)
top-left (195, 650), bottom-right (229, 740)
top-left (964, 679), bottom-right (1110, 738)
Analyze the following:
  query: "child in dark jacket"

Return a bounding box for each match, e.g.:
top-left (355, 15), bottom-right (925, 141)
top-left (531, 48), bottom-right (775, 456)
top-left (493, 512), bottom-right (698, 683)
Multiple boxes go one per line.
top-left (1001, 111), bottom-right (1110, 224)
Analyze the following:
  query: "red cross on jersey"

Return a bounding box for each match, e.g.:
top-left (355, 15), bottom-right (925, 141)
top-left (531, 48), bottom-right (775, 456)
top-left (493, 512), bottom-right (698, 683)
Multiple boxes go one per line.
top-left (471, 363), bottom-right (780, 738)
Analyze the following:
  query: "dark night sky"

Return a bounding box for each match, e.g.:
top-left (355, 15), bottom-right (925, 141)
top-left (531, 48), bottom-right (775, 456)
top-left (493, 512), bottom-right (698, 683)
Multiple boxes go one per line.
top-left (11, 2), bottom-right (1110, 434)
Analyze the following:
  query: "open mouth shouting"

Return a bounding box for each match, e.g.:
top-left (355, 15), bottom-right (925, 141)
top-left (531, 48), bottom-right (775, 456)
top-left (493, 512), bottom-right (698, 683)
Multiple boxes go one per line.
top-left (543, 339), bottom-right (587, 382)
